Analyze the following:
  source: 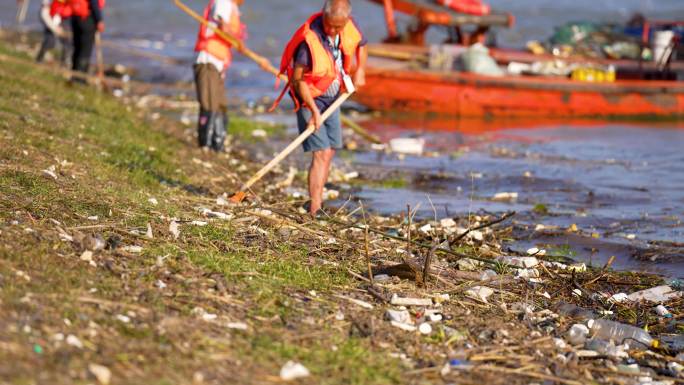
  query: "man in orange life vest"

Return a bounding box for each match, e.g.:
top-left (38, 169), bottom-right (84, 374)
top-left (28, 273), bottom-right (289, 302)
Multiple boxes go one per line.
top-left (193, 0), bottom-right (245, 153)
top-left (69, 0), bottom-right (105, 76)
top-left (277, 0), bottom-right (367, 216)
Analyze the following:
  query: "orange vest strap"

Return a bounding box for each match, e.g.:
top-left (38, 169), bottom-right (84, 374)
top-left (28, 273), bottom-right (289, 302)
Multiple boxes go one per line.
top-left (270, 12), bottom-right (362, 111)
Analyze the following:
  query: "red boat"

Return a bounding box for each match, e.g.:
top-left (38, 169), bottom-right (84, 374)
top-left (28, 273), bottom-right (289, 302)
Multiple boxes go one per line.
top-left (357, 0), bottom-right (684, 119)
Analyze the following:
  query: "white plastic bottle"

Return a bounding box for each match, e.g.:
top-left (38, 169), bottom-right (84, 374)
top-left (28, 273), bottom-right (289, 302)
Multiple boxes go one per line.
top-left (591, 319), bottom-right (657, 349)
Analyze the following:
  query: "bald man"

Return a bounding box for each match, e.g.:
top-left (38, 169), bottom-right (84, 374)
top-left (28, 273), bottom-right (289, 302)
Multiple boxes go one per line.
top-left (274, 0), bottom-right (368, 216)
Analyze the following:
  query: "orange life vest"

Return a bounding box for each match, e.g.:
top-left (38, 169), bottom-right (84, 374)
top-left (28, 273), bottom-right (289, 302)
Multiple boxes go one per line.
top-left (50, 0), bottom-right (72, 18)
top-left (70, 0), bottom-right (106, 19)
top-left (194, 0), bottom-right (244, 69)
top-left (271, 12), bottom-right (363, 111)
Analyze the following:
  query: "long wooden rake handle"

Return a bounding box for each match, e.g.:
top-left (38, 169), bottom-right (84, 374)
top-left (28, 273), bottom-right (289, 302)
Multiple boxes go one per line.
top-left (173, 0), bottom-right (380, 150)
top-left (235, 92), bottom-right (353, 195)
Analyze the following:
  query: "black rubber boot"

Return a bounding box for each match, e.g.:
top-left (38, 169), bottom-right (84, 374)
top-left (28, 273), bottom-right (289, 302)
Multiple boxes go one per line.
top-left (197, 110), bottom-right (213, 148)
top-left (210, 112), bottom-right (228, 152)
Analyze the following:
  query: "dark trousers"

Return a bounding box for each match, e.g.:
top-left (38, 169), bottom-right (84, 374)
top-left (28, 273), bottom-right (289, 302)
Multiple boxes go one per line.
top-left (36, 26), bottom-right (71, 65)
top-left (70, 15), bottom-right (96, 73)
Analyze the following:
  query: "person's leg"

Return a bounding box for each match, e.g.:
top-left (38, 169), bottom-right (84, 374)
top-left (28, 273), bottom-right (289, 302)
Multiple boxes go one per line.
top-left (194, 64), bottom-right (213, 148)
top-left (297, 106), bottom-right (333, 215)
top-left (209, 67), bottom-right (228, 152)
top-left (308, 150), bottom-right (330, 216)
top-left (322, 148), bottom-right (336, 189)
top-left (36, 27), bottom-right (56, 63)
top-left (73, 16), bottom-right (96, 73)
top-left (70, 17), bottom-right (82, 72)
top-left (59, 35), bottom-right (71, 66)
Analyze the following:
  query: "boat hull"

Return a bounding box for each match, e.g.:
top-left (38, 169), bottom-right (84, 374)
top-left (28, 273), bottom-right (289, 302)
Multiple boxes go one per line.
top-left (356, 67), bottom-right (684, 118)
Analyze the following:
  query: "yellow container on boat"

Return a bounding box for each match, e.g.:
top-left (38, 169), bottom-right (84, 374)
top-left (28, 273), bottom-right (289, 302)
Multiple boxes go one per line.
top-left (571, 66), bottom-right (616, 83)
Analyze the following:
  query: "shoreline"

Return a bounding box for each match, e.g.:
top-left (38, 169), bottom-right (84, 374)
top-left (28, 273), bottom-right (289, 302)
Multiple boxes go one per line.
top-left (3, 25), bottom-right (683, 280)
top-left (0, 42), bottom-right (683, 384)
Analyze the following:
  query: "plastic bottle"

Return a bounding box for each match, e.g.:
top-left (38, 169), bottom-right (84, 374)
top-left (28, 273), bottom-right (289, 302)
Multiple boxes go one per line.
top-left (591, 319), bottom-right (657, 349)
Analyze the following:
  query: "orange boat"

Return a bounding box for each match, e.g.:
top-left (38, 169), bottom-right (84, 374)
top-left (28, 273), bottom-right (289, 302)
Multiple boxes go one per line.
top-left (357, 0), bottom-right (684, 119)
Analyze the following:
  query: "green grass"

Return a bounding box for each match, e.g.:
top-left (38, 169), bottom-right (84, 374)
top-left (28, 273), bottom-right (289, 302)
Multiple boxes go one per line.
top-left (532, 203), bottom-right (549, 215)
top-left (0, 42), bottom-right (402, 385)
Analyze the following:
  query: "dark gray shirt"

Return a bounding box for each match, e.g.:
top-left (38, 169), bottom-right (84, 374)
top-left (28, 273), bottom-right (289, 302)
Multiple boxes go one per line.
top-left (293, 15), bottom-right (367, 109)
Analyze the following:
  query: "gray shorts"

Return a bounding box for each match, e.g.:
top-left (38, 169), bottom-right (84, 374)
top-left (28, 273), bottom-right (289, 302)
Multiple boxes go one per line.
top-left (296, 106), bottom-right (342, 152)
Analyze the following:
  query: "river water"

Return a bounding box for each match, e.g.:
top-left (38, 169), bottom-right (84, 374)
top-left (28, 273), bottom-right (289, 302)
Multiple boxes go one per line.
top-left (2, 0), bottom-right (683, 277)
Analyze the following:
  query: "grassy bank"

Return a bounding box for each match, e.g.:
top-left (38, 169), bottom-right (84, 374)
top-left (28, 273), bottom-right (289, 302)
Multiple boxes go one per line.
top-left (2, 42), bottom-right (683, 385)
top-left (0, 44), bottom-right (401, 384)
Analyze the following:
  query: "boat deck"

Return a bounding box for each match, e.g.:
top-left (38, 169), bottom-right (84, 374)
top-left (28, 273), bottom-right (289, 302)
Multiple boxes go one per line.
top-left (366, 0), bottom-right (513, 27)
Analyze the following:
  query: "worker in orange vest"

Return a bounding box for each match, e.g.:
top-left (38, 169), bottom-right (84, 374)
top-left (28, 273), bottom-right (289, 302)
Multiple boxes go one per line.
top-left (274, 0), bottom-right (367, 216)
top-left (36, 0), bottom-right (72, 64)
top-left (193, 0), bottom-right (246, 152)
top-left (69, 0), bottom-right (105, 77)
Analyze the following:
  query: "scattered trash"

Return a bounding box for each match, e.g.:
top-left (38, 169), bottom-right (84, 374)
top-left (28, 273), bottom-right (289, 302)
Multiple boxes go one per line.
top-left (499, 256), bottom-right (539, 268)
top-left (385, 309), bottom-right (412, 325)
top-left (654, 305), bottom-right (672, 318)
top-left (80, 250), bottom-right (93, 263)
top-left (88, 364), bottom-right (112, 385)
top-left (148, 198), bottom-right (158, 206)
top-left (446, 359), bottom-right (474, 372)
top-left (280, 361), bottom-right (310, 381)
top-left (516, 268), bottom-right (542, 283)
top-left (389, 137), bottom-right (425, 155)
top-left (390, 320), bottom-right (417, 332)
top-left (390, 295), bottom-right (432, 307)
top-left (567, 324), bottom-right (590, 345)
top-left (526, 247), bottom-right (546, 256)
top-left (553, 338), bottom-right (567, 349)
top-left (617, 364), bottom-right (641, 374)
top-left (418, 322), bottom-right (433, 335)
top-left (33, 344), bottom-right (43, 354)
top-left (42, 167), bottom-right (58, 180)
top-left (199, 208), bottom-right (233, 220)
top-left (567, 263), bottom-right (587, 273)
top-left (66, 335), bottom-right (83, 349)
top-left (115, 314), bottom-right (131, 323)
top-left (609, 293), bottom-right (629, 304)
top-left (479, 270), bottom-right (497, 281)
top-left (492, 192), bottom-right (518, 201)
top-left (627, 286), bottom-right (682, 303)
top-left (373, 274), bottom-right (391, 282)
top-left (226, 322), bottom-right (248, 331)
top-left (121, 246), bottom-right (143, 254)
top-left (457, 258), bottom-right (484, 271)
top-left (169, 221), bottom-right (180, 240)
top-left (251, 129), bottom-right (267, 138)
top-left (335, 295), bottom-right (373, 310)
top-left (145, 223), bottom-right (153, 239)
top-left (591, 319), bottom-right (656, 349)
top-left (465, 286), bottom-right (494, 304)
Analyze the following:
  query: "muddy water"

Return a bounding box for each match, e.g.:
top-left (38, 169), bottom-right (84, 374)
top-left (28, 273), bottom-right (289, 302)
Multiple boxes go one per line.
top-left (2, 1), bottom-right (683, 276)
top-left (351, 119), bottom-right (684, 278)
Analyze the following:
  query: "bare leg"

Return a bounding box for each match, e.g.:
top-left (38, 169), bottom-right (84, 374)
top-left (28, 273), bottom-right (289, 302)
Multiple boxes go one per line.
top-left (308, 148), bottom-right (335, 216)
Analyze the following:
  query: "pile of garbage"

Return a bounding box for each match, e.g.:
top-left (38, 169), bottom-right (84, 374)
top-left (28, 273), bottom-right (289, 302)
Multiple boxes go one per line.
top-left (182, 191), bottom-right (684, 384)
